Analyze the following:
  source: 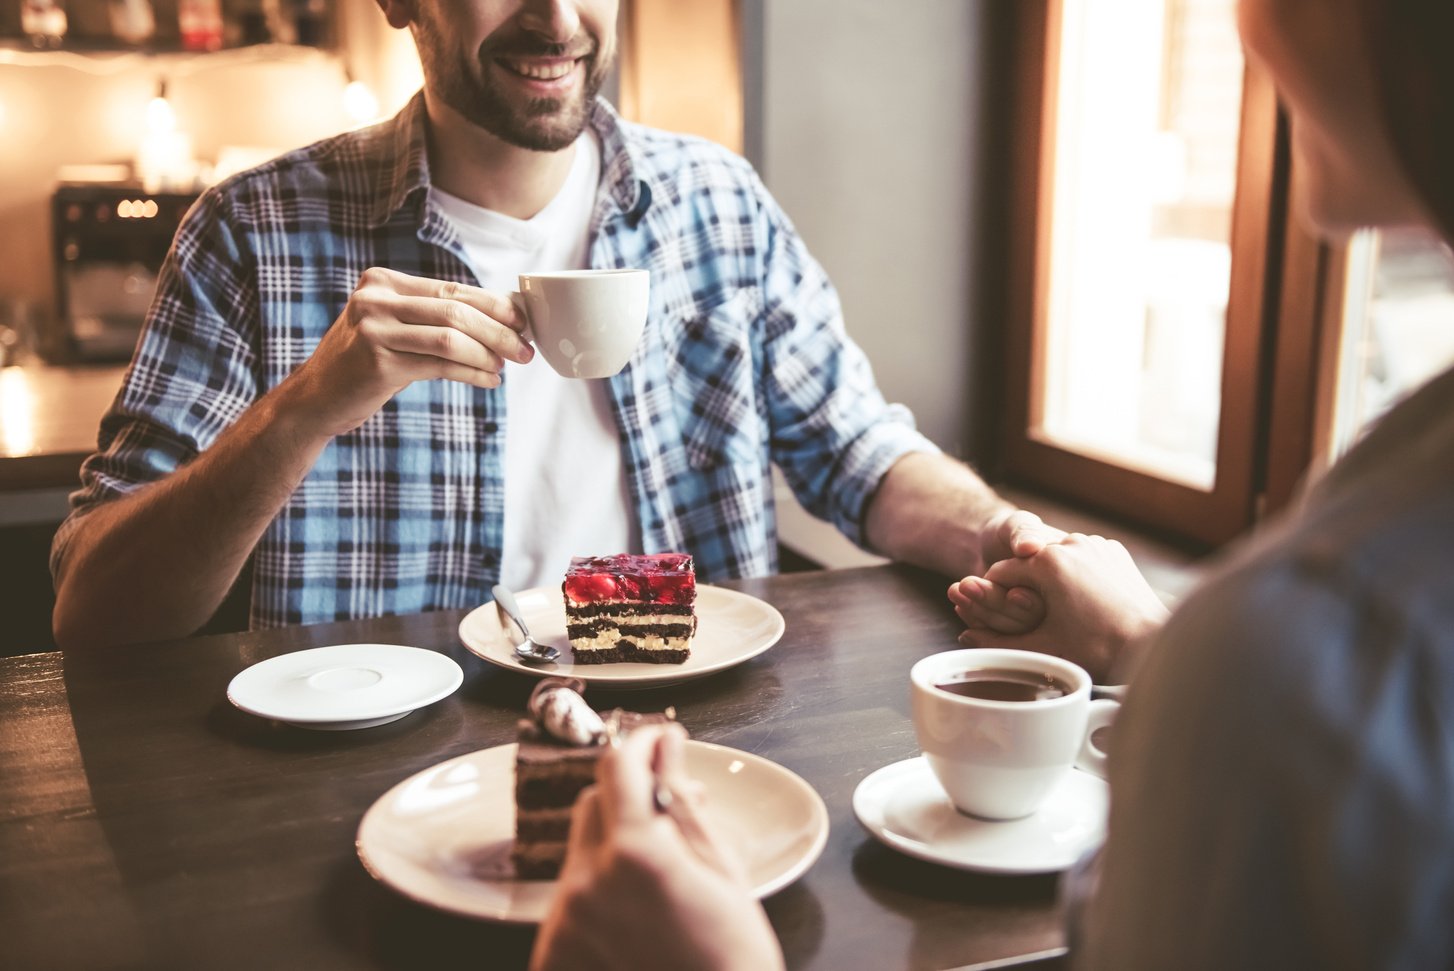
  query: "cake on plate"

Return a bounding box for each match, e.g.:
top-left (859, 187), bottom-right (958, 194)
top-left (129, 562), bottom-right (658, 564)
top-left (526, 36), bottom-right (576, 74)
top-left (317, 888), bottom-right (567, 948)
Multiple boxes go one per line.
top-left (562, 553), bottom-right (697, 664)
top-left (512, 678), bottom-right (675, 879)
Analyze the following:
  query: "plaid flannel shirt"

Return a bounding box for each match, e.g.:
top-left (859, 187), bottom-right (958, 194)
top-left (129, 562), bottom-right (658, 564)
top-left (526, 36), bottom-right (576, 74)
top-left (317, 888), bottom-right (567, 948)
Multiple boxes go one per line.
top-left (54, 94), bottom-right (936, 628)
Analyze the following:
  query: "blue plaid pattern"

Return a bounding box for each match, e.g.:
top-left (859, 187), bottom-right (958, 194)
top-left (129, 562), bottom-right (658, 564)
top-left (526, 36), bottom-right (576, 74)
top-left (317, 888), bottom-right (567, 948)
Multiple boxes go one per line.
top-left (55, 94), bottom-right (936, 628)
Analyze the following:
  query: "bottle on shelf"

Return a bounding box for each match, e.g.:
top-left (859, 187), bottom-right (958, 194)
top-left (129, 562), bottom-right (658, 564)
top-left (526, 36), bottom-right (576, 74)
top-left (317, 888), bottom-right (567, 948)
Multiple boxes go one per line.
top-left (20, 0), bottom-right (68, 48)
top-left (177, 0), bottom-right (222, 51)
top-left (261, 0), bottom-right (296, 44)
top-left (107, 0), bottom-right (155, 46)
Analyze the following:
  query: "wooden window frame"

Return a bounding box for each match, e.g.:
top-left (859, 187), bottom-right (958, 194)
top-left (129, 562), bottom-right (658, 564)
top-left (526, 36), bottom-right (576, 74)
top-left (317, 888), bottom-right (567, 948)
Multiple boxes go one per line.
top-left (1001, 0), bottom-right (1331, 551)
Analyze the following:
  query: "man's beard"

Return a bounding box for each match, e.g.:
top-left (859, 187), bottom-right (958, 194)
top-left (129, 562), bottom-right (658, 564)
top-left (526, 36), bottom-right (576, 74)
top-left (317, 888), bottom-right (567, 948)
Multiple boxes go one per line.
top-left (426, 25), bottom-right (612, 152)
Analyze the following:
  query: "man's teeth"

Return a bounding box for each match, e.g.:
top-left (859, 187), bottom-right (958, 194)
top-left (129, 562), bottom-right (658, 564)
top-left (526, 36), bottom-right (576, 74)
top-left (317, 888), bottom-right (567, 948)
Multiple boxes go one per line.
top-left (505, 59), bottom-right (576, 80)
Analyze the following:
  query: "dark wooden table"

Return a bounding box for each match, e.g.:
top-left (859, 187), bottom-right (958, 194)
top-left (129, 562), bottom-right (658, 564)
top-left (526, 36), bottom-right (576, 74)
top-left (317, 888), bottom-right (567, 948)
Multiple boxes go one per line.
top-left (0, 565), bottom-right (1069, 971)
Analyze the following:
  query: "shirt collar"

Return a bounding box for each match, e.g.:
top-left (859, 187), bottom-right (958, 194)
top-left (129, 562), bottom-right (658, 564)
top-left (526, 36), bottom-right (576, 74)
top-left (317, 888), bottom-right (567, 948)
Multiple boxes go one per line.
top-left (369, 92), bottom-right (654, 229)
top-left (368, 91), bottom-right (433, 228)
top-left (585, 97), bottom-right (653, 220)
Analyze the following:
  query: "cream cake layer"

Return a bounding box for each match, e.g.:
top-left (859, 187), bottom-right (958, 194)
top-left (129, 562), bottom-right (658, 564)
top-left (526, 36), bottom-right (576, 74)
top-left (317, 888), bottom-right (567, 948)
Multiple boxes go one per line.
top-left (563, 554), bottom-right (697, 665)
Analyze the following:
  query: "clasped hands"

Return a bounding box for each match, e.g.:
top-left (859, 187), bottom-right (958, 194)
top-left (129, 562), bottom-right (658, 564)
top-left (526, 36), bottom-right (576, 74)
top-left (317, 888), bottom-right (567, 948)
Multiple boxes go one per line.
top-left (954, 511), bottom-right (1170, 684)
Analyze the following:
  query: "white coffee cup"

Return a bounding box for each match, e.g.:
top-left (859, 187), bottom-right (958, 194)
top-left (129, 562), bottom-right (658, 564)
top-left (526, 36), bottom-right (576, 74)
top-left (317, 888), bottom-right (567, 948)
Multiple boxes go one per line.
top-left (515, 269), bottom-right (650, 379)
top-left (910, 648), bottom-right (1117, 820)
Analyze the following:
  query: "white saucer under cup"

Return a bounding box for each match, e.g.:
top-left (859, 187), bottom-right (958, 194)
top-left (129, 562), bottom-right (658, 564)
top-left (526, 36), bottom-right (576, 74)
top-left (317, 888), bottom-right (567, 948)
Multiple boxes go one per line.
top-left (226, 644), bottom-right (464, 731)
top-left (852, 756), bottom-right (1108, 875)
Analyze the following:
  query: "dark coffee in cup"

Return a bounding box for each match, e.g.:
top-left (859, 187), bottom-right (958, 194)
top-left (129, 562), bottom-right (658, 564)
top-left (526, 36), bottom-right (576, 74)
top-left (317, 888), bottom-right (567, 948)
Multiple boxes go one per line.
top-left (935, 668), bottom-right (1072, 703)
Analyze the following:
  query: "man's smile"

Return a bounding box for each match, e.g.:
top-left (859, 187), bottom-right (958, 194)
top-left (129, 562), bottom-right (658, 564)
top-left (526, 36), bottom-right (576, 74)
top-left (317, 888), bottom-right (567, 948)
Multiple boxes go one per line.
top-left (497, 56), bottom-right (584, 82)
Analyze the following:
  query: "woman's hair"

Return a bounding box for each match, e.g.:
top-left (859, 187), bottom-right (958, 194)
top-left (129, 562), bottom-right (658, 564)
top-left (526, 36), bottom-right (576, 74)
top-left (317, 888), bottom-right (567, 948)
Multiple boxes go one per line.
top-left (1360, 0), bottom-right (1454, 240)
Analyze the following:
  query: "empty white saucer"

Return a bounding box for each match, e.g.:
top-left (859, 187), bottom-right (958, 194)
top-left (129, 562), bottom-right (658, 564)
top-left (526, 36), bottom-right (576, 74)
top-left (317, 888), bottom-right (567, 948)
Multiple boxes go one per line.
top-left (227, 644), bottom-right (464, 731)
top-left (852, 756), bottom-right (1108, 874)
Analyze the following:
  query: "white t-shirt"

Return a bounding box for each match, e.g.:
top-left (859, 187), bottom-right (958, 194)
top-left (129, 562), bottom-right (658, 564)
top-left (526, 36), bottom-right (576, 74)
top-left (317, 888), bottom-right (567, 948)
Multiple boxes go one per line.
top-left (430, 132), bottom-right (638, 591)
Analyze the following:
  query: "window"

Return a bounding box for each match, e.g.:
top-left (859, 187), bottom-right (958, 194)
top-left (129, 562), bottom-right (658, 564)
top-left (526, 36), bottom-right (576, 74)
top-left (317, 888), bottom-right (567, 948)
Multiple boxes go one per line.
top-left (1001, 0), bottom-right (1450, 550)
top-left (1005, 0), bottom-right (1280, 547)
top-left (1327, 231), bottom-right (1454, 456)
top-left (1036, 0), bottom-right (1242, 492)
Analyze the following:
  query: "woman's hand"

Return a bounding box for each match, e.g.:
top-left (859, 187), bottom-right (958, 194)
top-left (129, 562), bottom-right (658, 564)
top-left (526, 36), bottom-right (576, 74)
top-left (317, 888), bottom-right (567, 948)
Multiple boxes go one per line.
top-left (530, 724), bottom-right (785, 971)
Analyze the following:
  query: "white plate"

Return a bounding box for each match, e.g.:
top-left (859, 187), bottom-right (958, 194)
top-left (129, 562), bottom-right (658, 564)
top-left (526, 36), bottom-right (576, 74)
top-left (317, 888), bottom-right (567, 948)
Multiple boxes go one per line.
top-left (852, 757), bottom-right (1107, 875)
top-left (457, 584), bottom-right (785, 689)
top-left (356, 739), bottom-right (829, 923)
top-left (226, 644), bottom-right (464, 731)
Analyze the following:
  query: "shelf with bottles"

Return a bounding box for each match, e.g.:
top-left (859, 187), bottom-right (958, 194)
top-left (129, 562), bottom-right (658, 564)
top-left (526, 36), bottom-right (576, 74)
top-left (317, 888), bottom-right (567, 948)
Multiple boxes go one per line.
top-left (1, 0), bottom-right (334, 54)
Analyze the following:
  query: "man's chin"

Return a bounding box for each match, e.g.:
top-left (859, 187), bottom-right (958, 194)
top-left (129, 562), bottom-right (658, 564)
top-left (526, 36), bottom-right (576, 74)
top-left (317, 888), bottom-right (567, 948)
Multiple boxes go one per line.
top-left (492, 105), bottom-right (590, 152)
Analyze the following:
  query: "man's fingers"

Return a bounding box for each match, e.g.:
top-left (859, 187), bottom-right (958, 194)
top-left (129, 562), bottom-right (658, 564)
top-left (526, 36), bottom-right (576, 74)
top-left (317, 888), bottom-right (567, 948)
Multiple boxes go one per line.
top-left (352, 268), bottom-right (534, 363)
top-left (375, 321), bottom-right (505, 371)
top-left (398, 297), bottom-right (534, 364)
top-left (1006, 513), bottom-right (1066, 558)
top-left (359, 267), bottom-right (527, 328)
top-left (388, 350), bottom-right (503, 389)
top-left (353, 295), bottom-right (532, 369)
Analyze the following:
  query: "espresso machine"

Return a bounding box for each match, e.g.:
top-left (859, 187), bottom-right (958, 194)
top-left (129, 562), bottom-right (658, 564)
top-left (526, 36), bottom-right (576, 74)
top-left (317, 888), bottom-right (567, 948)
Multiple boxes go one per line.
top-left (50, 181), bottom-right (198, 362)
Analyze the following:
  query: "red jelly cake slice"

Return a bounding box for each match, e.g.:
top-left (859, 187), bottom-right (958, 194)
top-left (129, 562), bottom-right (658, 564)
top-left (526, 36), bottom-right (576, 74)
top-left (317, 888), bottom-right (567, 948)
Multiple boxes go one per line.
top-left (562, 553), bottom-right (697, 664)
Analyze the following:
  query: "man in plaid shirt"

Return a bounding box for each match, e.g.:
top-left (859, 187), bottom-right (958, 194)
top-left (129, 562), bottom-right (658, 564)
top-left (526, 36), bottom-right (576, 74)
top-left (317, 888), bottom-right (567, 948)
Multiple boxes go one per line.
top-left (51, 0), bottom-right (1061, 647)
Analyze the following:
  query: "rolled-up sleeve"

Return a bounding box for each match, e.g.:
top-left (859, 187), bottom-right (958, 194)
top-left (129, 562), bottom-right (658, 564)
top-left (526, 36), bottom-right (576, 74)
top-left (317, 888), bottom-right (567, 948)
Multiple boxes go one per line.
top-left (753, 177), bottom-right (937, 549)
top-left (50, 190), bottom-right (260, 579)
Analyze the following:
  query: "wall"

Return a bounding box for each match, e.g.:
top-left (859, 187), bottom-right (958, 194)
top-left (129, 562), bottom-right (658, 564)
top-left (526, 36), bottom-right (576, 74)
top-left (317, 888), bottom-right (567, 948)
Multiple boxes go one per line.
top-left (0, 0), bottom-right (421, 338)
top-left (619, 0), bottom-right (742, 154)
top-left (754, 0), bottom-right (1009, 461)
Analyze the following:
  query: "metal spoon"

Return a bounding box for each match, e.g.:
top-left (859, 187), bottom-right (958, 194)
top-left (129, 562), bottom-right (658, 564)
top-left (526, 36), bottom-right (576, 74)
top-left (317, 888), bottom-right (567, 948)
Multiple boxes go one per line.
top-left (493, 584), bottom-right (560, 664)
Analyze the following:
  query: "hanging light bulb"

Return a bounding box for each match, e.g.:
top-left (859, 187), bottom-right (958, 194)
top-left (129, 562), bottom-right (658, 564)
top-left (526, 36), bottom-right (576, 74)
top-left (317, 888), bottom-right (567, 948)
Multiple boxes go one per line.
top-left (136, 77), bottom-right (194, 191)
top-left (342, 78), bottom-right (379, 126)
top-left (145, 78), bottom-right (175, 135)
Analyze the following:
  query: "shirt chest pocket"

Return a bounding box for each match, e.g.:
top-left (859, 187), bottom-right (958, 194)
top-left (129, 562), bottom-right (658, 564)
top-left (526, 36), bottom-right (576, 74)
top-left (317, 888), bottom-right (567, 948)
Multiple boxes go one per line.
top-left (662, 290), bottom-right (763, 472)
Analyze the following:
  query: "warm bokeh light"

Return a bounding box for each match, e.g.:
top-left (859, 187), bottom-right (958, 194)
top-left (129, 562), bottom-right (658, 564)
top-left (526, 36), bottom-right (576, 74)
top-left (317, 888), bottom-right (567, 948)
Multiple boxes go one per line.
top-left (0, 367), bottom-right (37, 456)
top-left (115, 198), bottom-right (160, 219)
top-left (144, 91), bottom-right (175, 135)
top-left (342, 79), bottom-right (379, 126)
top-left (137, 82), bottom-right (196, 190)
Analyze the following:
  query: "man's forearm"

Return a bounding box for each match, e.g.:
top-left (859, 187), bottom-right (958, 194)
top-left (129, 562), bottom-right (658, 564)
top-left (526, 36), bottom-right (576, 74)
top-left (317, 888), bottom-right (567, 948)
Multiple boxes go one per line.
top-left (863, 451), bottom-right (1017, 579)
top-left (52, 382), bottom-right (332, 650)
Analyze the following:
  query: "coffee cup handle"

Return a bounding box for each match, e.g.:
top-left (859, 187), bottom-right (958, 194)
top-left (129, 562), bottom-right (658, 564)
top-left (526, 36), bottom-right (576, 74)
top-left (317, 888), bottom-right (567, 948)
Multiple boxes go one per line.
top-left (510, 290), bottom-right (535, 343)
top-left (1074, 698), bottom-right (1120, 780)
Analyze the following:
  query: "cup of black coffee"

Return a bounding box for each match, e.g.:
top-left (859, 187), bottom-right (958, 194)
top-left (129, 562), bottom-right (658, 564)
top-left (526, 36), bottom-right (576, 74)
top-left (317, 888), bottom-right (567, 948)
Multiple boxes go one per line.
top-left (910, 648), bottom-right (1117, 820)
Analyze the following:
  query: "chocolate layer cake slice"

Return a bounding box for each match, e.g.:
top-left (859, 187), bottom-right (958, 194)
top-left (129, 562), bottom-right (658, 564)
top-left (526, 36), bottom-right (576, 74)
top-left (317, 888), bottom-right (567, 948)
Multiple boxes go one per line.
top-left (512, 721), bottom-right (601, 879)
top-left (563, 553), bottom-right (697, 664)
top-left (512, 678), bottom-right (675, 879)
